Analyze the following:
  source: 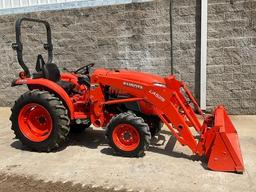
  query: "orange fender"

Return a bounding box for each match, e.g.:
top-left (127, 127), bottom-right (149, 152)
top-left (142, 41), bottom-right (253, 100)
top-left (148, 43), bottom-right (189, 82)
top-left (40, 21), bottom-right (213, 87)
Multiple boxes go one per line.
top-left (13, 78), bottom-right (75, 119)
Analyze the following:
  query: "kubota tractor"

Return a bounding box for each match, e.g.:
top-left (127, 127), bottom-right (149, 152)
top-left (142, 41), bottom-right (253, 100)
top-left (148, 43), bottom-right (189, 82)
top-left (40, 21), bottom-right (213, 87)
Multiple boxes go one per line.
top-left (10, 18), bottom-right (244, 172)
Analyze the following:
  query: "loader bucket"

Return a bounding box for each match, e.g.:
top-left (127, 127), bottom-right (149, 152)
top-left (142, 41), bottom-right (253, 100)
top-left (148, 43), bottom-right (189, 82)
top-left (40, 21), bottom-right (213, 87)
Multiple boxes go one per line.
top-left (204, 106), bottom-right (244, 173)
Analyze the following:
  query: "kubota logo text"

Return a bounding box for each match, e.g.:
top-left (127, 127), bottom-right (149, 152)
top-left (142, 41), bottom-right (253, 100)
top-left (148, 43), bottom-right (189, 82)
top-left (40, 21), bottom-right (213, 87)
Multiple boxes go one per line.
top-left (149, 90), bottom-right (165, 102)
top-left (123, 82), bottom-right (143, 90)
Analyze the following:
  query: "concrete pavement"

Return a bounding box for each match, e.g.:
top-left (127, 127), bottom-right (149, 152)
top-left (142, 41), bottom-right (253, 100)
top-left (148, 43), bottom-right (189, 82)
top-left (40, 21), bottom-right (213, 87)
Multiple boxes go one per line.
top-left (0, 107), bottom-right (255, 192)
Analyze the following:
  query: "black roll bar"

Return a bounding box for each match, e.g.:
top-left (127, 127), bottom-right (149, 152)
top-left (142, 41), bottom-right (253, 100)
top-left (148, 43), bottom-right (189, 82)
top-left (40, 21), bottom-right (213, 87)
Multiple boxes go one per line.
top-left (12, 18), bottom-right (53, 78)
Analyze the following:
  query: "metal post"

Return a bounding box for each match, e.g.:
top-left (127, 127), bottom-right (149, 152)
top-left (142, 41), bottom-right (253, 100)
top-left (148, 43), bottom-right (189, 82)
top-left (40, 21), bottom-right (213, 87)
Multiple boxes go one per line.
top-left (200, 0), bottom-right (208, 110)
top-left (170, 0), bottom-right (174, 75)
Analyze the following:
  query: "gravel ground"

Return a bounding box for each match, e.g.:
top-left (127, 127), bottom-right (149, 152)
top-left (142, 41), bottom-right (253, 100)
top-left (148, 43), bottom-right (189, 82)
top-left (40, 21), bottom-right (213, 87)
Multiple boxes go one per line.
top-left (0, 174), bottom-right (128, 192)
top-left (0, 107), bottom-right (255, 192)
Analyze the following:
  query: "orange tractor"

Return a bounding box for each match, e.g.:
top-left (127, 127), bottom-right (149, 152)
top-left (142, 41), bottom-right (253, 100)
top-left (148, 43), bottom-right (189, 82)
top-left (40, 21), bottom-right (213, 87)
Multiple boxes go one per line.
top-left (10, 18), bottom-right (244, 172)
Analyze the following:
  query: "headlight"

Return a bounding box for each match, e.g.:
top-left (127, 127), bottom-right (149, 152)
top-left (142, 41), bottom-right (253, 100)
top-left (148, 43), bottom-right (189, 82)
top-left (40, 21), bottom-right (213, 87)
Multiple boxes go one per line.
top-left (153, 83), bottom-right (166, 88)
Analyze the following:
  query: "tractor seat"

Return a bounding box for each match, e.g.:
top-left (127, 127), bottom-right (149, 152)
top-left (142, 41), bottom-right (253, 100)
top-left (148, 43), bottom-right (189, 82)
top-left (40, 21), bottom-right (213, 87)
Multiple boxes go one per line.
top-left (42, 63), bottom-right (75, 93)
top-left (33, 55), bottom-right (74, 93)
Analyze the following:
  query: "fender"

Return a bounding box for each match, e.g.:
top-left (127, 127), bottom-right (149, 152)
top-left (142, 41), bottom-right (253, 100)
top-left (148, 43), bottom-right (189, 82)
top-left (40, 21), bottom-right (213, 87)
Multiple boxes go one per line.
top-left (12, 78), bottom-right (75, 119)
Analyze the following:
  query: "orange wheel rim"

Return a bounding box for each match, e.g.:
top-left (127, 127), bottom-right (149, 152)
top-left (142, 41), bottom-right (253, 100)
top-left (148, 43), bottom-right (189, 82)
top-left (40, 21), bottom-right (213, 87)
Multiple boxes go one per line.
top-left (112, 124), bottom-right (140, 151)
top-left (18, 103), bottom-right (53, 142)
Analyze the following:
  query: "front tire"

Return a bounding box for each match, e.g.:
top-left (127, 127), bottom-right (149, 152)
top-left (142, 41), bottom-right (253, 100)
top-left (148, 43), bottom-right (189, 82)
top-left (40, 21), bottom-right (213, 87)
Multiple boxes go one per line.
top-left (105, 112), bottom-right (151, 157)
top-left (10, 90), bottom-right (70, 152)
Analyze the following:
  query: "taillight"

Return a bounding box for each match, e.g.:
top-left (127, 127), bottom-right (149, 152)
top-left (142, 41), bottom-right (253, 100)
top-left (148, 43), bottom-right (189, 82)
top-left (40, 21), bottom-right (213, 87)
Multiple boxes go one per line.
top-left (19, 71), bottom-right (26, 79)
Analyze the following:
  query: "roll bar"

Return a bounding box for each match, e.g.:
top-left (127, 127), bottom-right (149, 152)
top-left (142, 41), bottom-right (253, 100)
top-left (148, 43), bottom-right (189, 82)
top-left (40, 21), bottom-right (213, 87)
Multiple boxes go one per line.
top-left (12, 18), bottom-right (53, 78)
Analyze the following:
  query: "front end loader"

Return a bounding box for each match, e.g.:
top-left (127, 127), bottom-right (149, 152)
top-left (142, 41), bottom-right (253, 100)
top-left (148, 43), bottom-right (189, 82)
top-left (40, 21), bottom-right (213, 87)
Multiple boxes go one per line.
top-left (10, 18), bottom-right (244, 173)
top-left (89, 69), bottom-right (244, 172)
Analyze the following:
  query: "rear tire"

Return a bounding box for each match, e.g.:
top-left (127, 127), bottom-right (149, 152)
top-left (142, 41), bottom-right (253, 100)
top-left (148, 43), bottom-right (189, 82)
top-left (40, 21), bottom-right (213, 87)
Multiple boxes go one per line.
top-left (105, 112), bottom-right (151, 157)
top-left (10, 90), bottom-right (70, 152)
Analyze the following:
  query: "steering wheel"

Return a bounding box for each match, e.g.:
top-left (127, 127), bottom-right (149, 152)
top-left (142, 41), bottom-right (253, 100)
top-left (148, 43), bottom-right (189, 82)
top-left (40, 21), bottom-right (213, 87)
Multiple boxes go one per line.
top-left (74, 63), bottom-right (95, 75)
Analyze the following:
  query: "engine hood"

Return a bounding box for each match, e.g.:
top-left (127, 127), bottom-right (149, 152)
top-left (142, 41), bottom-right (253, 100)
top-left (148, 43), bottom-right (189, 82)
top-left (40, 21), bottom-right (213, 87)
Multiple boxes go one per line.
top-left (92, 68), bottom-right (166, 85)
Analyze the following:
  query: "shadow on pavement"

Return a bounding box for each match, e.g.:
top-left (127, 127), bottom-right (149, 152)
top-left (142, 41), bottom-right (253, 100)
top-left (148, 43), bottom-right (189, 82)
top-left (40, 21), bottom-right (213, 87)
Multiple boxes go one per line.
top-left (10, 127), bottom-right (108, 152)
top-left (10, 127), bottom-right (207, 168)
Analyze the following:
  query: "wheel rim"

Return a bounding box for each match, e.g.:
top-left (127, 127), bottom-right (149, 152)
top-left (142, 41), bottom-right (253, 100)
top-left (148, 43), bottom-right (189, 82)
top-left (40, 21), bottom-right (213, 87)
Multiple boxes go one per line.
top-left (18, 103), bottom-right (53, 142)
top-left (112, 124), bottom-right (140, 152)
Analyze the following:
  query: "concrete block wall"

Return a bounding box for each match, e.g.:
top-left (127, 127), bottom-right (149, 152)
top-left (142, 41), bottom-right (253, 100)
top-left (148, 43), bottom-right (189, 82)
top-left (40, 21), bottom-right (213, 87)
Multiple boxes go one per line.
top-left (207, 0), bottom-right (256, 114)
top-left (0, 0), bottom-right (255, 114)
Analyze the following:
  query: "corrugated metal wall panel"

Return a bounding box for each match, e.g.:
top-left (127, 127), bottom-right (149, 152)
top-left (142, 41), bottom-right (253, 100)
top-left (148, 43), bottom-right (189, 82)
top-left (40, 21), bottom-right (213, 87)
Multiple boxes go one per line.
top-left (0, 0), bottom-right (79, 9)
top-left (0, 0), bottom-right (152, 15)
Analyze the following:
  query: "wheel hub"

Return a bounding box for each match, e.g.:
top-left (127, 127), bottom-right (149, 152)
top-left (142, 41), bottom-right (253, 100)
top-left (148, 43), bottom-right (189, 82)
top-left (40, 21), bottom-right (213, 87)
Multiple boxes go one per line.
top-left (123, 131), bottom-right (131, 140)
top-left (38, 116), bottom-right (46, 124)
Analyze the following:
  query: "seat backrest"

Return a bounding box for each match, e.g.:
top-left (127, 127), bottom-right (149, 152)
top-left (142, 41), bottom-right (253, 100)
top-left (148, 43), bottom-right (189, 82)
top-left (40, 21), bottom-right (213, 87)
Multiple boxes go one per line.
top-left (43, 63), bottom-right (60, 82)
